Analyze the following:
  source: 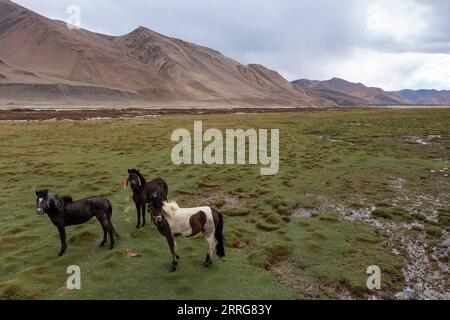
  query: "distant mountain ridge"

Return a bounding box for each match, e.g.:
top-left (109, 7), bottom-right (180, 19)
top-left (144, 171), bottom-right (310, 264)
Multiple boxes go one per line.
top-left (293, 78), bottom-right (450, 106)
top-left (393, 89), bottom-right (450, 105)
top-left (293, 78), bottom-right (411, 106)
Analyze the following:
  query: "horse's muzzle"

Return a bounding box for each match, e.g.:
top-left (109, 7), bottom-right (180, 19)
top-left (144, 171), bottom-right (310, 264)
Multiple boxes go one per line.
top-left (36, 208), bottom-right (45, 215)
top-left (153, 216), bottom-right (163, 225)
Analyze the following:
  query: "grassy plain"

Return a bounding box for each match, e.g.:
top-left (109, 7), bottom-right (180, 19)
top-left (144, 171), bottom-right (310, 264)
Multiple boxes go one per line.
top-left (0, 108), bottom-right (448, 299)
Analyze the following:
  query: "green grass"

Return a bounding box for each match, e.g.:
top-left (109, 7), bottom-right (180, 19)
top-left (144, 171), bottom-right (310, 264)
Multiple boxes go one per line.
top-left (372, 207), bottom-right (413, 222)
top-left (0, 108), bottom-right (449, 299)
top-left (438, 209), bottom-right (450, 227)
top-left (284, 214), bottom-right (404, 298)
top-left (425, 226), bottom-right (443, 238)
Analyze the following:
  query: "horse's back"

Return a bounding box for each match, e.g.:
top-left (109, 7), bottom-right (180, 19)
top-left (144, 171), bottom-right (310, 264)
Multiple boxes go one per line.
top-left (177, 206), bottom-right (212, 216)
top-left (66, 196), bottom-right (110, 213)
top-left (181, 206), bottom-right (215, 233)
top-left (145, 178), bottom-right (169, 199)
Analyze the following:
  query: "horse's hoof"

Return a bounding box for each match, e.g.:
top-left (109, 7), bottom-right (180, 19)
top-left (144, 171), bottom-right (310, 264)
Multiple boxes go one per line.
top-left (110, 245), bottom-right (114, 250)
top-left (58, 252), bottom-right (65, 257)
top-left (170, 266), bottom-right (177, 272)
top-left (136, 225), bottom-right (140, 229)
top-left (203, 261), bottom-right (212, 268)
top-left (99, 242), bottom-right (106, 248)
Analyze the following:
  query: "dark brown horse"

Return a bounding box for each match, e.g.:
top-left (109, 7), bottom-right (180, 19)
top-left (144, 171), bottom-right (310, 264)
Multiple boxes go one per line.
top-left (126, 169), bottom-right (168, 228)
top-left (35, 189), bottom-right (119, 256)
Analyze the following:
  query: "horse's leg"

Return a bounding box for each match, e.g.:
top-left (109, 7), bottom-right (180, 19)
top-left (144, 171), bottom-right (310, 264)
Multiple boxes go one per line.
top-left (204, 234), bottom-right (215, 267)
top-left (100, 225), bottom-right (107, 247)
top-left (159, 222), bottom-right (178, 272)
top-left (167, 233), bottom-right (179, 272)
top-left (141, 204), bottom-right (146, 227)
top-left (95, 215), bottom-right (109, 248)
top-left (135, 203), bottom-right (141, 229)
top-left (106, 222), bottom-right (115, 250)
top-left (174, 240), bottom-right (180, 260)
top-left (58, 226), bottom-right (67, 257)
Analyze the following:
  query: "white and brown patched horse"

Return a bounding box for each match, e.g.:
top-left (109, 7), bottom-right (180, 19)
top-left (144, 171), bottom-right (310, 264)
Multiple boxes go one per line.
top-left (148, 193), bottom-right (225, 272)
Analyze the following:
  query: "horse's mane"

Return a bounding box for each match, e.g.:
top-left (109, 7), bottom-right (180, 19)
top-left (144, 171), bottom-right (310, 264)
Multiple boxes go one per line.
top-left (60, 196), bottom-right (73, 203)
top-left (136, 172), bottom-right (146, 186)
top-left (48, 193), bottom-right (72, 209)
top-left (52, 194), bottom-right (72, 203)
top-left (162, 200), bottom-right (179, 217)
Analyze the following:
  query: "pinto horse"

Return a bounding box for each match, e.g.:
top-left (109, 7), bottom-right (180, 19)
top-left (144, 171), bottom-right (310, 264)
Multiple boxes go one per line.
top-left (126, 169), bottom-right (168, 228)
top-left (148, 194), bottom-right (225, 272)
top-left (35, 189), bottom-right (119, 256)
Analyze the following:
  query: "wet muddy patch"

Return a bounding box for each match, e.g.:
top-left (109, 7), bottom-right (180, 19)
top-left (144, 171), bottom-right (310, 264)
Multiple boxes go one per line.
top-left (315, 191), bottom-right (450, 300)
top-left (404, 135), bottom-right (441, 145)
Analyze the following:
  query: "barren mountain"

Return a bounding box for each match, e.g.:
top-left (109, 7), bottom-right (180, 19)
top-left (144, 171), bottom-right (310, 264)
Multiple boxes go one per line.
top-left (293, 78), bottom-right (412, 106)
top-left (0, 0), bottom-right (329, 107)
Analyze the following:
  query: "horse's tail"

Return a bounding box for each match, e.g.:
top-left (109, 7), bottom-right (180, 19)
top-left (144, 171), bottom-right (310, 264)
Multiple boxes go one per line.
top-left (106, 199), bottom-right (120, 239)
top-left (214, 211), bottom-right (225, 258)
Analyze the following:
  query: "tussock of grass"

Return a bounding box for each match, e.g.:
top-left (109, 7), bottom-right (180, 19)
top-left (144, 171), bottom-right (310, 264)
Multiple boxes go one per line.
top-left (374, 202), bottom-right (391, 208)
top-left (354, 234), bottom-right (378, 243)
top-left (438, 210), bottom-right (450, 227)
top-left (372, 207), bottom-right (413, 222)
top-left (212, 199), bottom-right (226, 208)
top-left (264, 213), bottom-right (284, 225)
top-left (0, 278), bottom-right (38, 300)
top-left (411, 225), bottom-right (424, 232)
top-left (298, 198), bottom-right (316, 210)
top-left (305, 231), bottom-right (326, 241)
top-left (412, 213), bottom-right (427, 222)
top-left (249, 241), bottom-right (293, 270)
top-left (425, 226), bottom-right (442, 238)
top-left (68, 231), bottom-right (98, 244)
top-left (256, 220), bottom-right (282, 232)
top-left (224, 207), bottom-right (250, 217)
top-left (225, 229), bottom-right (249, 249)
top-left (0, 236), bottom-right (17, 250)
top-left (317, 212), bottom-right (340, 223)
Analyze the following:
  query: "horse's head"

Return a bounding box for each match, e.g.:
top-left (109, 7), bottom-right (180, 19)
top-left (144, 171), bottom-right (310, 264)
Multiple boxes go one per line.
top-left (35, 189), bottom-right (50, 215)
top-left (148, 192), bottom-right (165, 224)
top-left (127, 169), bottom-right (141, 190)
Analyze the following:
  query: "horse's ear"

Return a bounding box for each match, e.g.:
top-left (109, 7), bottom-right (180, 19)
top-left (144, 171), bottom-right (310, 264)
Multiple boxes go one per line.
top-left (35, 190), bottom-right (39, 196)
top-left (128, 169), bottom-right (131, 173)
top-left (137, 170), bottom-right (140, 174)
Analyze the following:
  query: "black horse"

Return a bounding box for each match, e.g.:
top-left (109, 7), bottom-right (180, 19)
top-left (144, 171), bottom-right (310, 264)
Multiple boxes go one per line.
top-left (126, 169), bottom-right (168, 228)
top-left (35, 189), bottom-right (119, 256)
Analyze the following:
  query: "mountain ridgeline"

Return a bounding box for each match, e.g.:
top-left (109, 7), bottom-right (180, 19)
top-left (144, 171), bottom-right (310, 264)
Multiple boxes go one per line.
top-left (0, 0), bottom-right (448, 107)
top-left (0, 0), bottom-right (328, 107)
top-left (292, 78), bottom-right (450, 106)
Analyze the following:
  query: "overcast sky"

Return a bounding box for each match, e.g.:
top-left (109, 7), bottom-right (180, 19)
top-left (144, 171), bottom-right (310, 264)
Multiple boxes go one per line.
top-left (14, 0), bottom-right (450, 91)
